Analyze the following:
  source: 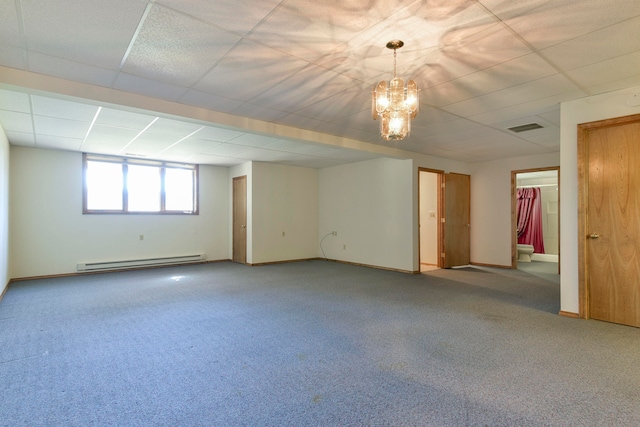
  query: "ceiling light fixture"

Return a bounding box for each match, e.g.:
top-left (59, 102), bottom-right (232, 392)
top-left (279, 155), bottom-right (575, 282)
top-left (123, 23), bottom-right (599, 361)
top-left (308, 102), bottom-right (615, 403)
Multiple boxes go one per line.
top-left (372, 40), bottom-right (419, 141)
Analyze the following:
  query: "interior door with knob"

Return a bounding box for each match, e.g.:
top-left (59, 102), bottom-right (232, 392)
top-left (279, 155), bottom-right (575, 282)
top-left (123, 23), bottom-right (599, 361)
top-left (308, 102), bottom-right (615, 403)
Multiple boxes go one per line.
top-left (584, 118), bottom-right (640, 327)
top-left (443, 172), bottom-right (470, 268)
top-left (233, 175), bottom-right (247, 264)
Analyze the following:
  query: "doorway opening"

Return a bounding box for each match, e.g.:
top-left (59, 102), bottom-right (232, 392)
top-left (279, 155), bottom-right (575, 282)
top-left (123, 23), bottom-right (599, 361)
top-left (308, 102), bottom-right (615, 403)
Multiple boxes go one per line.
top-left (512, 168), bottom-right (559, 277)
top-left (419, 169), bottom-right (442, 272)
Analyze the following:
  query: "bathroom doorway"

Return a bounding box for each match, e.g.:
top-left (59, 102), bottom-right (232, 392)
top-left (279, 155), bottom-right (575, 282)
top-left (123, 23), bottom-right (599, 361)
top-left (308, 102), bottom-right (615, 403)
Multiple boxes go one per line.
top-left (512, 168), bottom-right (559, 276)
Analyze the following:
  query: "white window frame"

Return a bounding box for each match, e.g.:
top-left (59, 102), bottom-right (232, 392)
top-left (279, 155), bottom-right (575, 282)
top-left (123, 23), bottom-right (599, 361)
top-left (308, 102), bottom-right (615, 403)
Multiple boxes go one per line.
top-left (83, 153), bottom-right (199, 215)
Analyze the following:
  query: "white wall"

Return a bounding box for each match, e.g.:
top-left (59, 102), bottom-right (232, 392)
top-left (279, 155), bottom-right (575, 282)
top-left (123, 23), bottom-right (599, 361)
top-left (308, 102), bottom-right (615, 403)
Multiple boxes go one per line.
top-left (9, 147), bottom-right (230, 278)
top-left (469, 153), bottom-right (560, 267)
top-left (319, 158), bottom-right (416, 272)
top-left (560, 85), bottom-right (640, 314)
top-left (0, 125), bottom-right (9, 292)
top-left (251, 162), bottom-right (318, 264)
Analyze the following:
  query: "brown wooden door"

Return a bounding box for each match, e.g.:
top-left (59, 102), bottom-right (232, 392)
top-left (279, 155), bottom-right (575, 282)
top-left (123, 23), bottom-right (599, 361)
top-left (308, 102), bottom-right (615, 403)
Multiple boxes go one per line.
top-left (443, 173), bottom-right (470, 268)
top-left (586, 121), bottom-right (640, 327)
top-left (233, 176), bottom-right (247, 264)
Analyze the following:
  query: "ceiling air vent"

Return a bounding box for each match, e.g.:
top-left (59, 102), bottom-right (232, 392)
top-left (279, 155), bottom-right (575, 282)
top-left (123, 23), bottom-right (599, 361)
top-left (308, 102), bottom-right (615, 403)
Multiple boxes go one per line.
top-left (508, 123), bottom-right (543, 133)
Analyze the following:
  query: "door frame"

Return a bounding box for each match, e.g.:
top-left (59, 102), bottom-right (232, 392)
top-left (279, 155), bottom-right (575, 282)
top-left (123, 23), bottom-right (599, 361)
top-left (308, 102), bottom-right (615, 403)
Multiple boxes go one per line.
top-left (577, 113), bottom-right (640, 319)
top-left (418, 168), bottom-right (444, 269)
top-left (232, 175), bottom-right (247, 265)
top-left (511, 166), bottom-right (560, 270)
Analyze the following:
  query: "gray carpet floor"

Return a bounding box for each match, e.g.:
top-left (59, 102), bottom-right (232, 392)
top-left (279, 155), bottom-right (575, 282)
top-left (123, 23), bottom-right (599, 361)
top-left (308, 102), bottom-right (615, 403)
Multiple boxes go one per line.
top-left (1, 260), bottom-right (638, 426)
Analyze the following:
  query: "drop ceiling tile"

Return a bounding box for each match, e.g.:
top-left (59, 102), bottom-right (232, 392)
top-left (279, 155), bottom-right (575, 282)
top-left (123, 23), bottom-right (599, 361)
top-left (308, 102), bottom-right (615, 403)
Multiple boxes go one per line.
top-left (159, 138), bottom-right (222, 155)
top-left (204, 143), bottom-right (249, 157)
top-left (195, 40), bottom-right (309, 102)
top-left (123, 132), bottom-right (184, 155)
top-left (21, 0), bottom-right (147, 69)
top-left (0, 89), bottom-right (31, 113)
top-left (441, 74), bottom-right (579, 117)
top-left (157, 0), bottom-right (282, 36)
top-left (189, 153), bottom-right (242, 167)
top-left (422, 54), bottom-right (557, 107)
top-left (5, 131), bottom-right (35, 146)
top-left (95, 108), bottom-right (157, 130)
top-left (113, 73), bottom-right (189, 102)
top-left (0, 110), bottom-right (33, 133)
top-left (179, 89), bottom-right (245, 113)
top-left (483, 0), bottom-right (640, 49)
top-left (196, 126), bottom-right (245, 143)
top-left (33, 116), bottom-right (91, 139)
top-left (146, 118), bottom-right (203, 138)
top-left (252, 0), bottom-right (383, 62)
top-left (566, 52), bottom-right (640, 89)
top-left (540, 16), bottom-right (640, 71)
top-left (31, 96), bottom-right (98, 121)
top-left (122, 5), bottom-right (241, 86)
top-left (0, 44), bottom-right (26, 69)
top-left (250, 65), bottom-right (356, 112)
top-left (82, 124), bottom-right (141, 152)
top-left (0, 0), bottom-right (22, 47)
top-left (37, 135), bottom-right (83, 152)
top-left (582, 75), bottom-right (640, 97)
top-left (230, 103), bottom-right (290, 123)
top-left (27, 52), bottom-right (118, 88)
top-left (226, 133), bottom-right (280, 148)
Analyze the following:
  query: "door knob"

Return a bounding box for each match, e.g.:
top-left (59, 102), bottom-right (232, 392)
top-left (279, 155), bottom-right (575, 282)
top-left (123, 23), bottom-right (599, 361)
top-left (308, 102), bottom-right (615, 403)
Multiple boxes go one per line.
top-left (589, 233), bottom-right (599, 239)
top-left (241, 224), bottom-right (246, 229)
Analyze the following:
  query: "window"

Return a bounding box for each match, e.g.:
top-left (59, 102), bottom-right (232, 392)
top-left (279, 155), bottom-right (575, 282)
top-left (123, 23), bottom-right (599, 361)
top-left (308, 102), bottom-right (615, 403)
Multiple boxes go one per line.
top-left (83, 154), bottom-right (198, 214)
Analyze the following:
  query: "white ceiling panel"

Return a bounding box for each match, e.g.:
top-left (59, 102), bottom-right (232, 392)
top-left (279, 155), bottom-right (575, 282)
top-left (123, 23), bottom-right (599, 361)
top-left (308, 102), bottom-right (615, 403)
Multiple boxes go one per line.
top-left (0, 110), bottom-right (33, 133)
top-left (21, 0), bottom-right (147, 69)
top-left (37, 135), bottom-right (83, 152)
top-left (540, 16), bottom-right (640, 71)
top-left (33, 116), bottom-right (91, 140)
top-left (121, 5), bottom-right (241, 87)
top-left (0, 89), bottom-right (30, 113)
top-left (567, 52), bottom-right (640, 89)
top-left (31, 96), bottom-right (98, 121)
top-left (484, 0), bottom-right (640, 50)
top-left (156, 0), bottom-right (282, 36)
top-left (195, 40), bottom-right (309, 101)
top-left (27, 53), bottom-right (118, 88)
top-left (1, 0), bottom-right (640, 165)
top-left (5, 131), bottom-right (35, 146)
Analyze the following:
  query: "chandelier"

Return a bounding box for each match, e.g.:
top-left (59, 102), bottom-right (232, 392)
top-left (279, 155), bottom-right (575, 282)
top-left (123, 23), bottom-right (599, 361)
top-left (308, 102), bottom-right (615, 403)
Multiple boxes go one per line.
top-left (372, 40), bottom-right (419, 140)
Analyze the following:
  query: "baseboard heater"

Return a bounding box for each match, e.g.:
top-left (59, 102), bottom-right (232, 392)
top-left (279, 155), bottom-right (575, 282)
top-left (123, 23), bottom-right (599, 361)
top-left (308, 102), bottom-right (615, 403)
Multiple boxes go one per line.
top-left (77, 254), bottom-right (206, 272)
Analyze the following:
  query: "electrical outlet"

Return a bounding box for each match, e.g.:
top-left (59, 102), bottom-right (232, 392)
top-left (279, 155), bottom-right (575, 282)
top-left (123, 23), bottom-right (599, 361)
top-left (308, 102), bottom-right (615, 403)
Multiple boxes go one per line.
top-left (282, 231), bottom-right (285, 237)
top-left (343, 244), bottom-right (346, 250)
top-left (139, 235), bottom-right (144, 241)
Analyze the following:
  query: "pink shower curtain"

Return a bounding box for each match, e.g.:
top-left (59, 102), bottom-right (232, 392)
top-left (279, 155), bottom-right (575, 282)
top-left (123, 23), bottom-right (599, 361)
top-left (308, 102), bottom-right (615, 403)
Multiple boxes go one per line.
top-left (517, 187), bottom-right (545, 254)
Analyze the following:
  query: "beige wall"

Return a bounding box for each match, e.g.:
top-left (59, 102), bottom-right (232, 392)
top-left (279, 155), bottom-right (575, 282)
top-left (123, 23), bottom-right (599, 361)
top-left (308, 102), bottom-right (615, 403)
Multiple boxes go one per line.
top-left (560, 85), bottom-right (640, 314)
top-left (9, 147), bottom-right (230, 278)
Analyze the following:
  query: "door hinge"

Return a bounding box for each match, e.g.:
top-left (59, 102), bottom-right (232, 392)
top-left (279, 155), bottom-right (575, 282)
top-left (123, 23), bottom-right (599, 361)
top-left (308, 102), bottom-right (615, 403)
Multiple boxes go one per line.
top-left (441, 218), bottom-right (445, 223)
top-left (441, 253), bottom-right (446, 258)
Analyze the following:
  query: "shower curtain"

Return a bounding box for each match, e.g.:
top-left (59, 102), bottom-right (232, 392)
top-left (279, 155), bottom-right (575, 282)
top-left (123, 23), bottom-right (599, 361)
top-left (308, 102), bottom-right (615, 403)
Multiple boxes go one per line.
top-left (517, 187), bottom-right (545, 254)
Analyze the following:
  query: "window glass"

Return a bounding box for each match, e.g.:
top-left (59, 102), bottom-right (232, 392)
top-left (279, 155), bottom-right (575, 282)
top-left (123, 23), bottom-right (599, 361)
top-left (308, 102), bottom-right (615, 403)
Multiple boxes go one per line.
top-left (83, 154), bottom-right (198, 215)
top-left (86, 161), bottom-right (123, 210)
top-left (127, 164), bottom-right (161, 212)
top-left (165, 168), bottom-right (194, 212)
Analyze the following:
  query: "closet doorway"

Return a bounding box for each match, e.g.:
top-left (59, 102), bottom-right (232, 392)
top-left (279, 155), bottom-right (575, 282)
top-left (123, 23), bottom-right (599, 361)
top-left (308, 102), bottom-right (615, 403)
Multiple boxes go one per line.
top-left (511, 168), bottom-right (559, 273)
top-left (419, 169), bottom-right (442, 272)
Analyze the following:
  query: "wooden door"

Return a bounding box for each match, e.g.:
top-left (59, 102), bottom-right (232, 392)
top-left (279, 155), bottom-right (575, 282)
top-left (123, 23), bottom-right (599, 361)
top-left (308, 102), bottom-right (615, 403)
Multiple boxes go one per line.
top-left (583, 119), bottom-right (640, 327)
top-left (233, 176), bottom-right (247, 264)
top-left (443, 173), bottom-right (470, 268)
